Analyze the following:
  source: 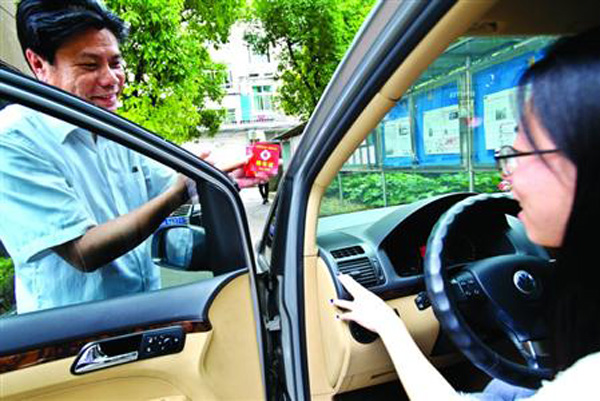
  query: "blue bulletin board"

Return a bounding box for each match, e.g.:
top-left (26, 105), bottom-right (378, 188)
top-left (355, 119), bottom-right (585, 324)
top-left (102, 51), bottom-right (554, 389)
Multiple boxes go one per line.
top-left (381, 99), bottom-right (412, 167)
top-left (382, 82), bottom-right (461, 168)
top-left (472, 50), bottom-right (546, 166)
top-left (379, 46), bottom-right (549, 170)
top-left (414, 82), bottom-right (461, 166)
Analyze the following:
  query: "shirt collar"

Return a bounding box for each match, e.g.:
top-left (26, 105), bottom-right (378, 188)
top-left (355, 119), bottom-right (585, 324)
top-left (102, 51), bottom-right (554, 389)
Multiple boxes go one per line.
top-left (38, 112), bottom-right (81, 143)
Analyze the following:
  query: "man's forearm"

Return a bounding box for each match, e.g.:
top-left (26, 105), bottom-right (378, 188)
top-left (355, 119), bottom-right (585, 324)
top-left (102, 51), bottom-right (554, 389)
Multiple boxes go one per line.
top-left (54, 177), bottom-right (187, 272)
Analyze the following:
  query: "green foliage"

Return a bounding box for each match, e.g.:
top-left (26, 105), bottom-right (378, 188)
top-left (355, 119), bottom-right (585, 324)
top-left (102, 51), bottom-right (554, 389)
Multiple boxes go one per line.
top-left (0, 258), bottom-right (15, 315)
top-left (105, 0), bottom-right (244, 143)
top-left (245, 0), bottom-right (375, 119)
top-left (341, 172), bottom-right (385, 208)
top-left (320, 197), bottom-right (367, 216)
top-left (474, 172), bottom-right (503, 193)
top-left (321, 171), bottom-right (502, 216)
top-left (184, 0), bottom-right (245, 44)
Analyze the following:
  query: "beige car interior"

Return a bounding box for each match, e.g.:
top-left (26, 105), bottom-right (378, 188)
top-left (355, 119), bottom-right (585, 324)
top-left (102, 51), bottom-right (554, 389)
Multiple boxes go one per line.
top-left (2, 0), bottom-right (598, 400)
top-left (303, 0), bottom-right (599, 399)
top-left (1, 274), bottom-right (263, 401)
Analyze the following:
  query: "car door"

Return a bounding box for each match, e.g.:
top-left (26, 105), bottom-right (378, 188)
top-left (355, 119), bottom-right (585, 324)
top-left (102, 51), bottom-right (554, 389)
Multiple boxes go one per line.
top-left (0, 67), bottom-right (267, 400)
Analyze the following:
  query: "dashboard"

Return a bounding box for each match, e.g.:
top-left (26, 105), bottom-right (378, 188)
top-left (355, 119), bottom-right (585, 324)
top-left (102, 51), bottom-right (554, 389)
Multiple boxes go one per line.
top-left (317, 193), bottom-right (547, 300)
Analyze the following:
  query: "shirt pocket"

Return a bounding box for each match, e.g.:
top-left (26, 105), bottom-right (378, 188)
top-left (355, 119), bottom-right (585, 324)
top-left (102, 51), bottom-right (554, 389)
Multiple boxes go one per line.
top-left (120, 164), bottom-right (149, 210)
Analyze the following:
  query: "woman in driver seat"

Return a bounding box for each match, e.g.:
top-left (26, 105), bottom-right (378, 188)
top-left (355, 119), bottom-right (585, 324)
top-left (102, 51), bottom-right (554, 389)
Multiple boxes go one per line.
top-left (334, 28), bottom-right (600, 400)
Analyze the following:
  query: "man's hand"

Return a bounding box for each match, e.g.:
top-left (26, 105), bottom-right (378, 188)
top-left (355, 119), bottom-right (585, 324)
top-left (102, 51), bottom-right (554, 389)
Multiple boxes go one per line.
top-left (190, 147), bottom-right (275, 189)
top-left (216, 156), bottom-right (274, 189)
top-left (173, 174), bottom-right (195, 203)
top-left (226, 156), bottom-right (271, 189)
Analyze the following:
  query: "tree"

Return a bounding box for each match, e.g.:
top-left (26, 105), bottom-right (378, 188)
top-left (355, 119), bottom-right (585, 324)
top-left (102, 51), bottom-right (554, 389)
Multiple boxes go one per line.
top-left (245, 0), bottom-right (375, 119)
top-left (105, 0), bottom-right (244, 143)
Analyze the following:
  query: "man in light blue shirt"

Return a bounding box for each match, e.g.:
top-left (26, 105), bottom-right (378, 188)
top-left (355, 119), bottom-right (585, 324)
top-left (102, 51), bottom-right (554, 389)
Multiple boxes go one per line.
top-left (1, 0), bottom-right (265, 313)
top-left (0, 105), bottom-right (177, 312)
top-left (0, 0), bottom-right (195, 313)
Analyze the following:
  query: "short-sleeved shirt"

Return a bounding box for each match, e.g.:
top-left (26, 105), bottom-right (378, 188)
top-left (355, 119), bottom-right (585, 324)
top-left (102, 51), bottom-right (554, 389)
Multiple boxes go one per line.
top-left (0, 105), bottom-right (176, 313)
top-left (464, 351), bottom-right (600, 400)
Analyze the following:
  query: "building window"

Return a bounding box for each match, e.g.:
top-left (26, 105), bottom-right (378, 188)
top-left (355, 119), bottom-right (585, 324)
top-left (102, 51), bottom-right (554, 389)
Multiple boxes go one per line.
top-left (225, 108), bottom-right (237, 124)
top-left (248, 46), bottom-right (270, 64)
top-left (253, 85), bottom-right (273, 112)
top-left (223, 70), bottom-right (233, 90)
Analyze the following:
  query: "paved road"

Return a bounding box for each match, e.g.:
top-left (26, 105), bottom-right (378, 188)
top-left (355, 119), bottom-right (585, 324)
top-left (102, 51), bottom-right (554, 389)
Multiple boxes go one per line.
top-left (239, 186), bottom-right (273, 245)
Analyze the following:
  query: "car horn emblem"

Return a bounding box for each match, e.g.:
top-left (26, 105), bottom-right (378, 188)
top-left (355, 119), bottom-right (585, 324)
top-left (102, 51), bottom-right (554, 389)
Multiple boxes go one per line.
top-left (513, 270), bottom-right (537, 295)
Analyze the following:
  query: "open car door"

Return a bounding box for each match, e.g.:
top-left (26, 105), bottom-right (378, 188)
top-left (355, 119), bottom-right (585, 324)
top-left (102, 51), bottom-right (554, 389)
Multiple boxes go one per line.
top-left (0, 66), bottom-right (267, 400)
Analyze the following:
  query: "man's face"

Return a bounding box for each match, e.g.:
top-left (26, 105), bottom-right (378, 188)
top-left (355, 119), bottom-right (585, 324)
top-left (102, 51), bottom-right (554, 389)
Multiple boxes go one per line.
top-left (30, 28), bottom-right (125, 111)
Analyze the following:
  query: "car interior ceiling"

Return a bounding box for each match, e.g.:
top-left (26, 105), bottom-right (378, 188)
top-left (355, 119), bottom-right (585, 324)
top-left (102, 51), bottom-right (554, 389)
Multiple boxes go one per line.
top-left (303, 0), bottom-right (599, 398)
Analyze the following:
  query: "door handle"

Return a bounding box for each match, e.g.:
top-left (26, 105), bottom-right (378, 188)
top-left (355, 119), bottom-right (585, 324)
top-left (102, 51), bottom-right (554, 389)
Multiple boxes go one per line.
top-left (73, 342), bottom-right (139, 374)
top-left (71, 326), bottom-right (185, 375)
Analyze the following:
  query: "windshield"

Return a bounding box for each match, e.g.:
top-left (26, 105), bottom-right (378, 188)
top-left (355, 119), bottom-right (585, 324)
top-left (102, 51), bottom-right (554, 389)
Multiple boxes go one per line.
top-left (320, 36), bottom-right (556, 216)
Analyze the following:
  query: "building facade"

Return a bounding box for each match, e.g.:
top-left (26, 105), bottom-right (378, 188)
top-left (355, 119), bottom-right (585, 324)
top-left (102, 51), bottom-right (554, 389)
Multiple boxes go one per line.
top-left (208, 23), bottom-right (300, 139)
top-left (0, 1), bottom-right (30, 73)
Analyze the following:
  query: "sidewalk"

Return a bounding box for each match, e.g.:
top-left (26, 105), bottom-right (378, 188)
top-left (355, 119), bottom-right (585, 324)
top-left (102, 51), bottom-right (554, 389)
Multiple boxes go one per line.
top-left (239, 186), bottom-right (273, 245)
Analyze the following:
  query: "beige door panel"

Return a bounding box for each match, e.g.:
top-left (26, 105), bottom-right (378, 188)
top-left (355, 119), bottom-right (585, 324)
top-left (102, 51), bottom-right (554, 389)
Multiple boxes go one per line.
top-left (1, 274), bottom-right (263, 401)
top-left (200, 273), bottom-right (263, 400)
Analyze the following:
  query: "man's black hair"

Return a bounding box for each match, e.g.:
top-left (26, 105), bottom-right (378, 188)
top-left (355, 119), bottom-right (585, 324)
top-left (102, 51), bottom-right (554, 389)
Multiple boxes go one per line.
top-left (16, 0), bottom-right (128, 65)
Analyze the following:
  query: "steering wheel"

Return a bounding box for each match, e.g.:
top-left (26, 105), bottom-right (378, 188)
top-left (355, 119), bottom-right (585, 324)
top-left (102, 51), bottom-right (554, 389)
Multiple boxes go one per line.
top-left (424, 193), bottom-right (555, 389)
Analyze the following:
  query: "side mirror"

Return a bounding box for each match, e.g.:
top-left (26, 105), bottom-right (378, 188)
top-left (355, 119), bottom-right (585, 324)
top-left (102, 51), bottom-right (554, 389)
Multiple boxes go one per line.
top-left (152, 225), bottom-right (207, 271)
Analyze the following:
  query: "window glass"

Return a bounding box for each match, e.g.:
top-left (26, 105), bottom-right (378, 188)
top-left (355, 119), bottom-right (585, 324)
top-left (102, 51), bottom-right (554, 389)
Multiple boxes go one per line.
top-left (225, 108), bottom-right (237, 123)
top-left (320, 36), bottom-right (556, 216)
top-left (253, 85), bottom-right (273, 111)
top-left (248, 46), bottom-right (270, 64)
top-left (0, 250), bottom-right (14, 316)
top-left (0, 100), bottom-right (243, 316)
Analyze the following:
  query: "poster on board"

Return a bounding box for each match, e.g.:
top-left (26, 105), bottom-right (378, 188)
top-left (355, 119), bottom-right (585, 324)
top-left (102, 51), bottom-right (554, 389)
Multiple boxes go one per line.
top-left (423, 105), bottom-right (460, 155)
top-left (483, 87), bottom-right (518, 150)
top-left (384, 117), bottom-right (412, 157)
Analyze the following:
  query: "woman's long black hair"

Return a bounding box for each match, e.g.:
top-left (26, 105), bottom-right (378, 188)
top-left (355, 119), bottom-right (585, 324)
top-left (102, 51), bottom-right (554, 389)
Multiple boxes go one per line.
top-left (517, 27), bottom-right (600, 371)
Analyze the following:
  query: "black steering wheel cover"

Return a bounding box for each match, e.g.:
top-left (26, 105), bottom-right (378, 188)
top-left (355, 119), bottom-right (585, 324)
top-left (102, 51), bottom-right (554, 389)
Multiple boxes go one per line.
top-left (424, 193), bottom-right (554, 389)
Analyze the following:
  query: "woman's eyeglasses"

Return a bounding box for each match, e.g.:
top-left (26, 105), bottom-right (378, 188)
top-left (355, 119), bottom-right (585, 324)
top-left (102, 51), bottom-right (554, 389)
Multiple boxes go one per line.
top-left (494, 145), bottom-right (559, 176)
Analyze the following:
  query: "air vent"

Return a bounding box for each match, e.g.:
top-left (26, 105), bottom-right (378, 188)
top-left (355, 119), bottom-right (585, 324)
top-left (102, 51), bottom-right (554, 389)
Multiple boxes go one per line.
top-left (331, 246), bottom-right (365, 259)
top-left (337, 257), bottom-right (380, 287)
